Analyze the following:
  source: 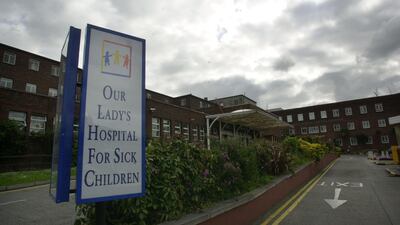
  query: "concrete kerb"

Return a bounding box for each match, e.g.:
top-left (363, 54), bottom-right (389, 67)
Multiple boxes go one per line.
top-left (0, 176), bottom-right (76, 192)
top-left (159, 161), bottom-right (317, 225)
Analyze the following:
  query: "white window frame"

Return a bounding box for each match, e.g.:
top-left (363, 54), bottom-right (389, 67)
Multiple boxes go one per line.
top-left (333, 124), bottom-right (341, 132)
top-left (48, 88), bottom-right (57, 97)
top-left (308, 126), bottom-right (319, 134)
top-left (375, 103), bottom-right (383, 112)
top-left (162, 119), bottom-right (171, 138)
top-left (182, 123), bottom-right (189, 140)
top-left (278, 116), bottom-right (282, 121)
top-left (359, 105), bottom-right (367, 114)
top-left (347, 122), bottom-right (355, 130)
top-left (152, 117), bottom-right (160, 138)
top-left (378, 119), bottom-right (386, 127)
top-left (199, 127), bottom-right (205, 141)
top-left (350, 137), bottom-right (358, 146)
top-left (289, 128), bottom-right (295, 135)
top-left (334, 138), bottom-right (343, 146)
top-left (180, 99), bottom-right (186, 106)
top-left (3, 51), bottom-right (16, 65)
top-left (0, 77), bottom-right (13, 88)
top-left (309, 112), bottom-right (315, 120)
top-left (297, 113), bottom-right (304, 122)
top-left (286, 115), bottom-right (293, 123)
top-left (30, 115), bottom-right (47, 133)
top-left (8, 111), bottom-right (27, 127)
top-left (366, 136), bottom-right (373, 145)
top-left (332, 109), bottom-right (340, 118)
top-left (362, 120), bottom-right (370, 129)
top-left (301, 127), bottom-right (308, 134)
top-left (174, 122), bottom-right (181, 135)
top-left (320, 110), bottom-right (327, 119)
top-left (28, 59), bottom-right (40, 71)
top-left (381, 135), bottom-right (389, 144)
top-left (320, 125), bottom-right (327, 133)
top-left (25, 83), bottom-right (37, 94)
top-left (192, 126), bottom-right (198, 141)
top-left (51, 65), bottom-right (60, 76)
top-left (345, 107), bottom-right (352, 116)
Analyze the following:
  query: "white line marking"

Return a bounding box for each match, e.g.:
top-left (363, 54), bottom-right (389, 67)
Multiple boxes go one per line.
top-left (324, 188), bottom-right (347, 209)
top-left (0, 199), bottom-right (27, 206)
top-left (320, 182), bottom-right (325, 186)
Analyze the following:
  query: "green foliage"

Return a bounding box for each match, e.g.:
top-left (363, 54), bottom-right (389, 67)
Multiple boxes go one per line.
top-left (0, 120), bottom-right (27, 155)
top-left (76, 137), bottom-right (325, 225)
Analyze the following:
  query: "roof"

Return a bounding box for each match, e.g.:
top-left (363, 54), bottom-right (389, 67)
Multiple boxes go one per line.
top-left (211, 94), bottom-right (257, 104)
top-left (206, 108), bottom-right (292, 131)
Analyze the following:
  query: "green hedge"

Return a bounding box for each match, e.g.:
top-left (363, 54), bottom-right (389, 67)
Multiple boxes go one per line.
top-left (76, 137), bottom-right (328, 225)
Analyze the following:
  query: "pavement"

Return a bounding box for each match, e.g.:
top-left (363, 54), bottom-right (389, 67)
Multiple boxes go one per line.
top-left (257, 155), bottom-right (400, 225)
top-left (0, 184), bottom-right (76, 225)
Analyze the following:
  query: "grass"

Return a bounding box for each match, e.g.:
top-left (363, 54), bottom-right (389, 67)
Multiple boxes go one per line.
top-left (0, 167), bottom-right (76, 186)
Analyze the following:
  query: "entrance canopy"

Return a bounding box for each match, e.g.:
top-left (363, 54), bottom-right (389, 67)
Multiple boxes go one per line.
top-left (205, 109), bottom-right (292, 149)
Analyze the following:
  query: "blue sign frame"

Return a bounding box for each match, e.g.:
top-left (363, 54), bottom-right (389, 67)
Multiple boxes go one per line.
top-left (76, 24), bottom-right (146, 204)
top-left (50, 26), bottom-right (81, 203)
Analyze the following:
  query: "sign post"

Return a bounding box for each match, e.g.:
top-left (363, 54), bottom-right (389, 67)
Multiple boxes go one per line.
top-left (50, 26), bottom-right (81, 203)
top-left (76, 24), bottom-right (146, 204)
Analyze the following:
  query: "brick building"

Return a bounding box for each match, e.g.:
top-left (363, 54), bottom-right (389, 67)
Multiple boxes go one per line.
top-left (272, 94), bottom-right (400, 152)
top-left (0, 43), bottom-right (288, 147)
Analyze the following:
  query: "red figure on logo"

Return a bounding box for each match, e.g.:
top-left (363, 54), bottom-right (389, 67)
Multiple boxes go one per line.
top-left (123, 54), bottom-right (129, 69)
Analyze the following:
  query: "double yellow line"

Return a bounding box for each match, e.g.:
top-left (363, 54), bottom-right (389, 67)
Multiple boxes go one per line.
top-left (260, 159), bottom-right (337, 225)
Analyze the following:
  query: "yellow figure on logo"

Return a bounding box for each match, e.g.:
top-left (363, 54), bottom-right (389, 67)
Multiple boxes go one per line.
top-left (113, 50), bottom-right (121, 65)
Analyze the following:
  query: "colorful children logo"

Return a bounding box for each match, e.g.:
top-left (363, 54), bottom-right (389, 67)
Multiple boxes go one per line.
top-left (101, 40), bottom-right (132, 77)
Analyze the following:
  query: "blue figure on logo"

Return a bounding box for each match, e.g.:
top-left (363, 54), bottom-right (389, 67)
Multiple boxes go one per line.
top-left (103, 51), bottom-right (113, 66)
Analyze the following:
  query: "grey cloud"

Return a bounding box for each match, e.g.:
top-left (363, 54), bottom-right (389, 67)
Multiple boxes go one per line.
top-left (272, 56), bottom-right (295, 72)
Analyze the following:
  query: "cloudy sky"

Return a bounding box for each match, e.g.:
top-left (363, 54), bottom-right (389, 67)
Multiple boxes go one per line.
top-left (1, 0), bottom-right (400, 109)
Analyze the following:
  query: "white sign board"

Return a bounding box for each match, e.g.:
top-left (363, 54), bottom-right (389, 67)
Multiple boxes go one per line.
top-left (77, 24), bottom-right (145, 204)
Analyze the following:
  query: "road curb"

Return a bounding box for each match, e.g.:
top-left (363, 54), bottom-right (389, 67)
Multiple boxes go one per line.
top-left (0, 176), bottom-right (76, 192)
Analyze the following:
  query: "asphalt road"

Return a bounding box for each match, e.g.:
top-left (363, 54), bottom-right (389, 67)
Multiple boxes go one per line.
top-left (260, 155), bottom-right (400, 225)
top-left (0, 184), bottom-right (76, 225)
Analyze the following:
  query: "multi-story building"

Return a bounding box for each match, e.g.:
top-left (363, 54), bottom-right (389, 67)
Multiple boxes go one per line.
top-left (272, 94), bottom-right (400, 152)
top-left (0, 43), bottom-right (287, 147)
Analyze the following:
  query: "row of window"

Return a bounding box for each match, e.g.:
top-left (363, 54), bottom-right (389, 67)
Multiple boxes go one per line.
top-left (293, 119), bottom-right (387, 135)
top-left (0, 77), bottom-right (58, 97)
top-left (8, 111), bottom-right (47, 133)
top-left (282, 103), bottom-right (384, 123)
top-left (3, 51), bottom-right (61, 76)
top-left (334, 135), bottom-right (390, 146)
top-left (152, 117), bottom-right (205, 141)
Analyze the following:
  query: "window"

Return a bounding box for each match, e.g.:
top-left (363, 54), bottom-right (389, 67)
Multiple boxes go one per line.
top-left (297, 113), bottom-right (304, 122)
top-left (286, 115), bottom-right (293, 123)
top-left (0, 77), bottom-right (13, 88)
top-left (378, 119), bottom-right (386, 127)
top-left (8, 111), bottom-right (26, 127)
top-left (381, 135), bottom-right (389, 144)
top-left (163, 119), bottom-right (171, 138)
top-left (152, 117), bottom-right (160, 137)
top-left (28, 59), bottom-right (40, 71)
top-left (334, 138), bottom-right (343, 146)
top-left (345, 107), bottom-right (352, 116)
top-left (48, 88), bottom-right (57, 97)
top-left (308, 126), bottom-right (319, 134)
top-left (30, 115), bottom-right (47, 133)
top-left (366, 136), bottom-right (373, 145)
top-left (309, 112), bottom-right (315, 120)
top-left (359, 105), bottom-right (367, 114)
top-left (362, 120), bottom-right (370, 129)
top-left (51, 65), bottom-right (60, 76)
top-left (25, 83), bottom-right (37, 94)
top-left (3, 51), bottom-right (16, 65)
top-left (320, 111), bottom-right (327, 119)
top-left (180, 99), bottom-right (186, 106)
top-left (347, 122), bottom-right (355, 130)
top-left (174, 122), bottom-right (181, 135)
top-left (192, 126), bottom-right (198, 141)
top-left (146, 93), bottom-right (152, 99)
top-left (320, 125), bottom-right (327, 133)
top-left (332, 109), bottom-right (340, 117)
top-left (289, 128), bottom-right (295, 135)
top-left (375, 103), bottom-right (383, 112)
top-left (278, 116), bottom-right (283, 121)
top-left (301, 127), bottom-right (308, 134)
top-left (199, 101), bottom-right (204, 108)
top-left (199, 127), bottom-right (205, 141)
top-left (350, 137), bottom-right (358, 146)
top-left (182, 123), bottom-right (189, 140)
top-left (333, 124), bottom-right (341, 132)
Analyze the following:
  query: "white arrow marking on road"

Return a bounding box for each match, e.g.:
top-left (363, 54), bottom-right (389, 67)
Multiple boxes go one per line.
top-left (324, 188), bottom-right (347, 209)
